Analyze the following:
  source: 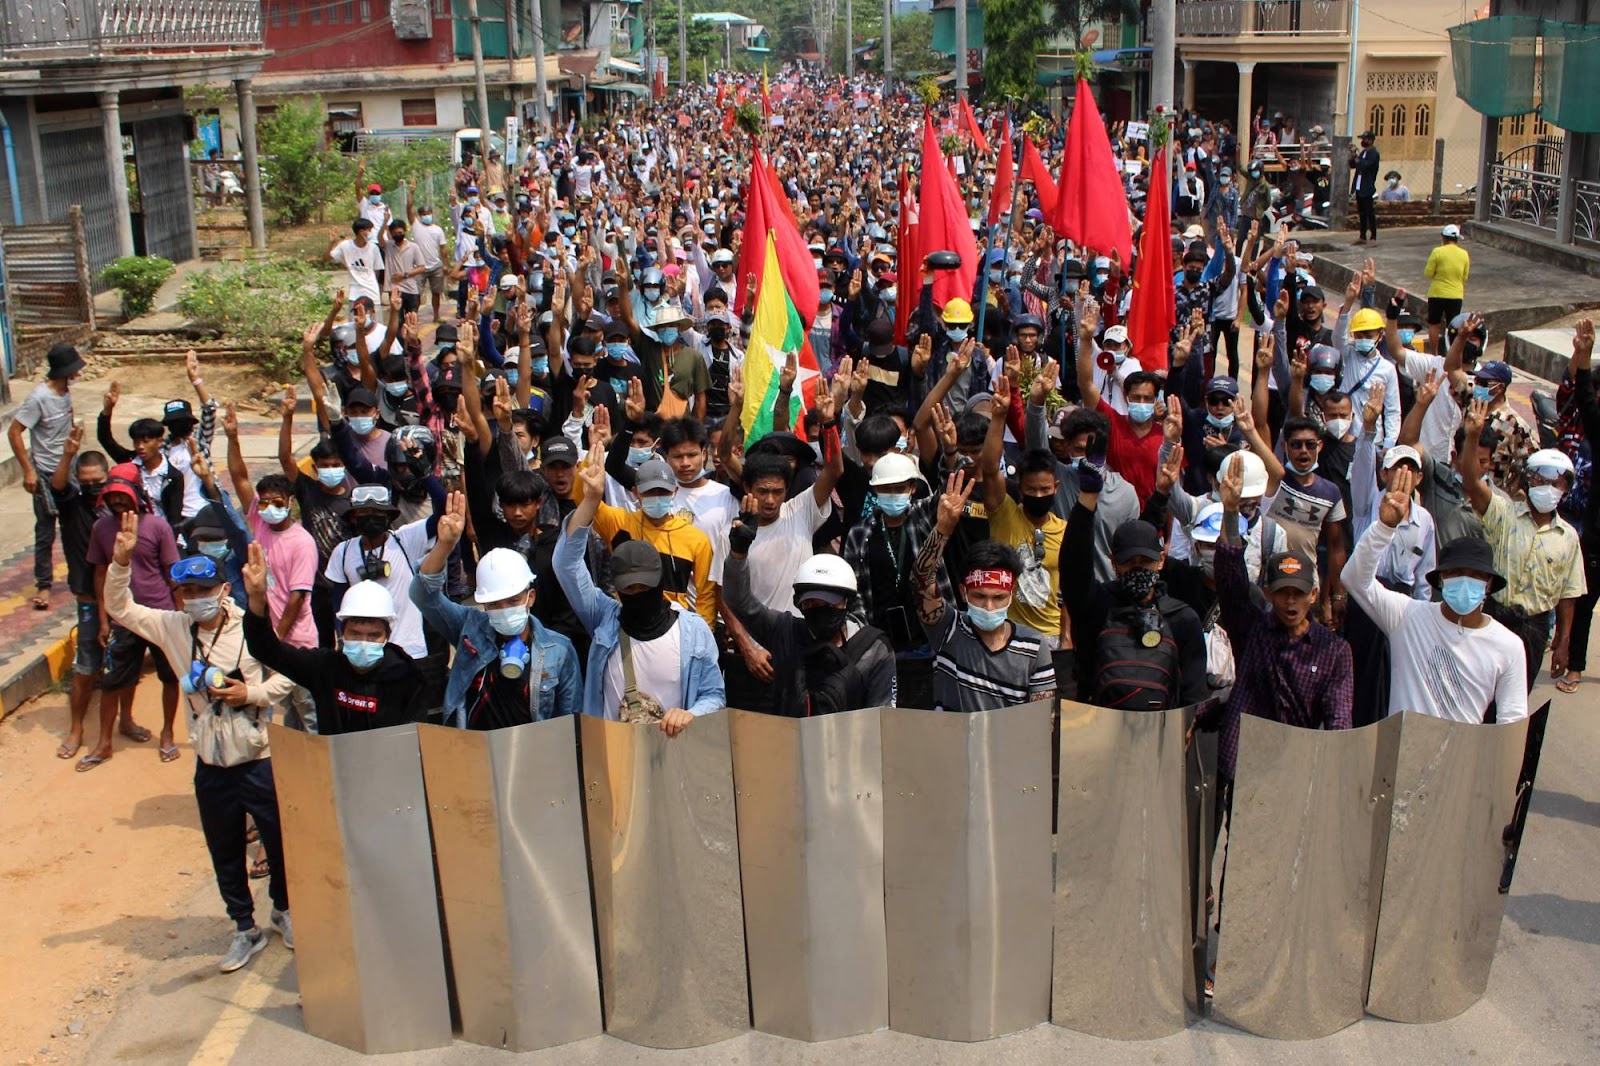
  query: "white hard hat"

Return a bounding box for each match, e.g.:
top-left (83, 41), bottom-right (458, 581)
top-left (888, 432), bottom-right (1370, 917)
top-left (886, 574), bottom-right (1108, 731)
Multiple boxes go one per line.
top-left (710, 248), bottom-right (735, 264)
top-left (870, 452), bottom-right (923, 488)
top-left (1527, 448), bottom-right (1575, 478)
top-left (1233, 451), bottom-right (1269, 499)
top-left (792, 553), bottom-right (858, 596)
top-left (336, 580), bottom-right (397, 623)
top-left (474, 547), bottom-right (535, 603)
top-left (1190, 502), bottom-right (1246, 545)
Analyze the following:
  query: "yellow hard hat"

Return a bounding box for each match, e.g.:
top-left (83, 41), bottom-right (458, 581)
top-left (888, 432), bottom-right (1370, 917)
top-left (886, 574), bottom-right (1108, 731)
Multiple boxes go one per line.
top-left (941, 297), bottom-right (975, 324)
top-left (1349, 307), bottom-right (1385, 333)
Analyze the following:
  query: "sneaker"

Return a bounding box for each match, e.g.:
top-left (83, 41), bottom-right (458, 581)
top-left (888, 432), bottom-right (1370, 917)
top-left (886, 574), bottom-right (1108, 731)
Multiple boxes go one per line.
top-left (270, 909), bottom-right (294, 951)
top-left (219, 927), bottom-right (267, 973)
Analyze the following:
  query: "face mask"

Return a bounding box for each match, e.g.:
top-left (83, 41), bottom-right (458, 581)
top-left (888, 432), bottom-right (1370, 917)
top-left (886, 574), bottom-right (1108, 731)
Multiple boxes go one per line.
top-left (260, 504), bottom-right (290, 525)
top-left (876, 492), bottom-right (912, 517)
top-left (183, 594), bottom-right (222, 623)
top-left (643, 286), bottom-right (662, 302)
top-left (1324, 418), bottom-right (1352, 440)
top-left (966, 603), bottom-right (1011, 632)
top-left (657, 327), bottom-right (679, 345)
top-left (503, 368), bottom-right (520, 387)
top-left (802, 603), bottom-right (848, 641)
top-left (1195, 547), bottom-right (1216, 577)
top-left (316, 466), bottom-right (347, 488)
top-left (1021, 493), bottom-right (1055, 518)
top-left (1220, 176), bottom-right (1232, 186)
top-left (419, 214), bottom-right (433, 225)
top-left (946, 327), bottom-right (969, 343)
top-left (383, 380), bottom-right (408, 397)
top-left (707, 322), bottom-right (729, 343)
top-left (640, 495), bottom-right (674, 519)
top-left (883, 286), bottom-right (898, 304)
top-left (1352, 338), bottom-right (1379, 355)
top-left (357, 514), bottom-right (391, 538)
top-left (1398, 329), bottom-right (1416, 346)
top-left (343, 640), bottom-right (385, 670)
top-left (606, 342), bottom-right (631, 360)
top-left (1388, 179), bottom-right (1400, 188)
top-left (1293, 456), bottom-right (1319, 474)
top-left (349, 416), bottom-right (377, 435)
top-left (529, 357), bottom-right (549, 376)
top-left (989, 269), bottom-right (1003, 284)
top-left (1473, 384), bottom-right (1493, 404)
top-left (562, 226), bottom-right (577, 238)
top-left (1528, 484), bottom-right (1564, 514)
top-left (1118, 566), bottom-right (1159, 602)
top-left (1127, 401), bottom-right (1156, 424)
top-left (1184, 269), bottom-right (1204, 284)
top-left (1440, 575), bottom-right (1488, 616)
top-left (627, 446), bottom-right (654, 467)
top-left (1309, 373), bottom-right (1336, 394)
top-left (368, 194), bottom-right (382, 204)
top-left (197, 540), bottom-right (230, 560)
top-left (819, 288), bottom-right (834, 303)
top-left (344, 349), bottom-right (361, 366)
top-left (488, 603), bottom-right (530, 636)
top-left (1207, 412), bottom-right (1235, 431)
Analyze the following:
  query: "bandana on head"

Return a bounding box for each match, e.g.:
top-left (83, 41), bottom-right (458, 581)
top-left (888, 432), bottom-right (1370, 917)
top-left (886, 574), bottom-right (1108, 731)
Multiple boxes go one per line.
top-left (963, 569), bottom-right (1015, 593)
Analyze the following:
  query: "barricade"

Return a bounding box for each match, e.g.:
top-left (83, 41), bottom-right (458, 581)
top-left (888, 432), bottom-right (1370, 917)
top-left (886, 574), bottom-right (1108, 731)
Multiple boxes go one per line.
top-left (415, 719), bottom-right (602, 1051)
top-left (268, 724), bottom-right (453, 1053)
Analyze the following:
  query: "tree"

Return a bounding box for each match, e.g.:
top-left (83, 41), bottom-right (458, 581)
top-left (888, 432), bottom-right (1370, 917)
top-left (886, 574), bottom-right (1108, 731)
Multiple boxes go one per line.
top-left (255, 96), bottom-right (352, 226)
top-left (884, 11), bottom-right (939, 76)
top-left (1048, 0), bottom-right (1141, 51)
top-left (980, 0), bottom-right (1047, 102)
top-left (655, 4), bottom-right (725, 79)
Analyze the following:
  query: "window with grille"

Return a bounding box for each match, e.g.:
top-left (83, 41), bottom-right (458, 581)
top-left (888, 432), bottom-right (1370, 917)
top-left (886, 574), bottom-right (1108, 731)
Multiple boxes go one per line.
top-left (287, 0), bottom-right (299, 25)
top-left (361, 0), bottom-right (370, 20)
top-left (311, 2), bottom-right (322, 24)
top-left (1368, 105), bottom-right (1384, 135)
top-left (402, 98), bottom-right (438, 126)
top-left (432, 0), bottom-right (448, 14)
top-left (1414, 104), bottom-right (1431, 139)
top-left (1389, 104), bottom-right (1407, 139)
top-left (1510, 113), bottom-right (1527, 136)
top-left (270, 1), bottom-right (282, 27)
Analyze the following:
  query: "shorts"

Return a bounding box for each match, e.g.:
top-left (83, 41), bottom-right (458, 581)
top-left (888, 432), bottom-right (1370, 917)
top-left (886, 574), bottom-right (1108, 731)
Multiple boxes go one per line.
top-left (99, 621), bottom-right (179, 691)
top-left (424, 266), bottom-right (446, 295)
top-left (74, 598), bottom-right (103, 676)
top-left (1426, 297), bottom-right (1462, 325)
top-left (399, 291), bottom-right (421, 314)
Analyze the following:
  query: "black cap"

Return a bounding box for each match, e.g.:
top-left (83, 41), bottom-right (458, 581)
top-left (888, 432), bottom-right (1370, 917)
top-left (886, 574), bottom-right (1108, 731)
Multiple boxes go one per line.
top-left (1265, 551), bottom-right (1317, 593)
top-left (1427, 536), bottom-right (1507, 594)
top-left (583, 314), bottom-right (609, 333)
top-left (1299, 285), bottom-right (1326, 302)
top-left (541, 437), bottom-right (579, 466)
top-left (1111, 520), bottom-right (1164, 563)
top-left (347, 387), bottom-right (379, 409)
top-left (434, 322), bottom-right (459, 344)
top-left (46, 343), bottom-right (85, 380)
top-left (865, 318), bottom-right (894, 348)
top-left (162, 399), bottom-right (196, 426)
top-left (603, 320), bottom-right (631, 341)
top-left (380, 354), bottom-right (407, 378)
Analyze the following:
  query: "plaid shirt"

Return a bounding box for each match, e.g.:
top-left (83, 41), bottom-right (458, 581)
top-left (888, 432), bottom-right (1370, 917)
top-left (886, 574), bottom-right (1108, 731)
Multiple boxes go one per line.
top-left (842, 492), bottom-right (952, 633)
top-left (1214, 541), bottom-right (1353, 779)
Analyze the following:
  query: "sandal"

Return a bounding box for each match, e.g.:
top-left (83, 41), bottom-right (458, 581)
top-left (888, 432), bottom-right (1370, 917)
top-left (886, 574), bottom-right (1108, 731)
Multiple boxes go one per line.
top-left (249, 857), bottom-right (271, 880)
top-left (119, 724), bottom-right (153, 743)
top-left (57, 740), bottom-right (82, 760)
top-left (1556, 673), bottom-right (1581, 694)
top-left (31, 591), bottom-right (50, 611)
top-left (76, 754), bottom-right (109, 773)
top-left (245, 824), bottom-right (260, 844)
top-left (159, 745), bottom-right (182, 763)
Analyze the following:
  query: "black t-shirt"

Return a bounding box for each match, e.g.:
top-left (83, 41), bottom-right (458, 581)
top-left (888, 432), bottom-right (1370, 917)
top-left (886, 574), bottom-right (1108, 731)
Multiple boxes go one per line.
top-left (294, 477), bottom-right (353, 572)
top-left (53, 485), bottom-right (101, 597)
top-left (461, 658), bottom-right (538, 729)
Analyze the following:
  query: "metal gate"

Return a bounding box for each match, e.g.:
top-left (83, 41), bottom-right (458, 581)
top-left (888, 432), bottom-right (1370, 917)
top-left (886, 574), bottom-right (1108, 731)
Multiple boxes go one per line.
top-left (133, 116), bottom-right (194, 264)
top-left (39, 127), bottom-right (119, 286)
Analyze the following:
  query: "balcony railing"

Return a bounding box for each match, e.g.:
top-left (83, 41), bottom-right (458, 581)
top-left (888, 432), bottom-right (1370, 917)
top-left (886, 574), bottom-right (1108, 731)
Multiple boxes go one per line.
top-left (1177, 0), bottom-right (1349, 38)
top-left (0, 0), bottom-right (262, 58)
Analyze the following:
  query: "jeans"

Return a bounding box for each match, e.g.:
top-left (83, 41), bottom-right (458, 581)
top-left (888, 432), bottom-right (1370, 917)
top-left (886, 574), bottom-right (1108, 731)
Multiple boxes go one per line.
top-left (194, 757), bottom-right (288, 930)
top-left (74, 598), bottom-right (103, 676)
top-left (1356, 195), bottom-right (1378, 240)
top-left (31, 477), bottom-right (57, 591)
top-left (1208, 319), bottom-right (1241, 380)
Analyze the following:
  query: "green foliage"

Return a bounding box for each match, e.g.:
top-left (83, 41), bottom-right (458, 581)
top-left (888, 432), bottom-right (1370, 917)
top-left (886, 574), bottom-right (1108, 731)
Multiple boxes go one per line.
top-left (940, 133), bottom-right (965, 158)
top-left (1047, 0), bottom-right (1141, 49)
top-left (734, 101), bottom-right (765, 138)
top-left (655, 4), bottom-right (724, 67)
top-left (99, 256), bottom-right (175, 320)
top-left (255, 96), bottom-right (353, 227)
top-left (177, 257), bottom-right (334, 375)
top-left (981, 0), bottom-right (1046, 103)
top-left (893, 12), bottom-right (940, 77)
top-left (358, 138), bottom-right (452, 216)
top-left (915, 76), bottom-right (943, 107)
top-left (1023, 112), bottom-right (1052, 144)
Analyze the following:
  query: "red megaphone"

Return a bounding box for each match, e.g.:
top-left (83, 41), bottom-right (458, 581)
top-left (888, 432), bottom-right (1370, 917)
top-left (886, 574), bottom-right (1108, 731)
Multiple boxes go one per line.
top-left (1096, 349), bottom-right (1116, 372)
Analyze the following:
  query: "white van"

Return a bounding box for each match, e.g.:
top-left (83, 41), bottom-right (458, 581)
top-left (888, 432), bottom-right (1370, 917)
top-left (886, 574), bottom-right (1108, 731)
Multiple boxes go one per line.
top-left (453, 128), bottom-right (506, 168)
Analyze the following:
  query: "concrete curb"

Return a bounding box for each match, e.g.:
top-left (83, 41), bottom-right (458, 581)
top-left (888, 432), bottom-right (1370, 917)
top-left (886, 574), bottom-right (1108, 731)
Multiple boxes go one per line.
top-left (0, 628), bottom-right (77, 722)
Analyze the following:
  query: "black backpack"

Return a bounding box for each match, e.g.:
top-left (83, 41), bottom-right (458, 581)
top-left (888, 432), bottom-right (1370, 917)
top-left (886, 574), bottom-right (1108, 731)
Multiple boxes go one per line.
top-left (803, 626), bottom-right (893, 717)
top-left (1094, 598), bottom-right (1182, 711)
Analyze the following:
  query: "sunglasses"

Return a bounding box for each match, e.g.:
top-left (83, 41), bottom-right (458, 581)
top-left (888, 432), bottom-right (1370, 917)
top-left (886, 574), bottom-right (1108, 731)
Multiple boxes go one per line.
top-left (1286, 438), bottom-right (1320, 451)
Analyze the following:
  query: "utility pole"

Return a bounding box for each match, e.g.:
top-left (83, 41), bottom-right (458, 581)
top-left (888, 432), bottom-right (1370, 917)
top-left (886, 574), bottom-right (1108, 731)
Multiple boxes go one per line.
top-left (505, 0), bottom-right (518, 122)
top-left (954, 0), bottom-right (966, 100)
top-left (1150, 0), bottom-right (1175, 113)
top-left (882, 0), bottom-right (893, 92)
top-left (845, 0), bottom-right (853, 77)
top-left (466, 0), bottom-right (492, 167)
top-left (531, 0), bottom-right (549, 131)
top-left (678, 0), bottom-right (687, 88)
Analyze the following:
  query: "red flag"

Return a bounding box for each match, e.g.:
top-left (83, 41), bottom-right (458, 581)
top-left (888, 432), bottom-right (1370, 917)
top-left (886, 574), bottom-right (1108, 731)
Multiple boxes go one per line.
top-left (1127, 147), bottom-right (1176, 372)
top-left (958, 97), bottom-right (992, 155)
top-left (715, 82), bottom-right (727, 109)
top-left (918, 115), bottom-right (978, 310)
top-left (987, 116), bottom-right (1014, 227)
top-left (1020, 137), bottom-right (1058, 217)
top-left (895, 163), bottom-right (920, 345)
top-left (737, 147), bottom-right (821, 326)
top-left (1052, 78), bottom-right (1133, 264)
top-left (721, 106), bottom-right (736, 134)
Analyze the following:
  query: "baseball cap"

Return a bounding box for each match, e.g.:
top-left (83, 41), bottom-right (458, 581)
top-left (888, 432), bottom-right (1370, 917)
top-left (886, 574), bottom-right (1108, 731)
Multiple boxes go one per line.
top-left (434, 322), bottom-right (459, 345)
top-left (1382, 445), bottom-right (1422, 471)
top-left (1110, 520), bottom-right (1164, 563)
top-left (633, 456), bottom-right (676, 494)
top-left (1102, 325), bottom-right (1129, 346)
top-left (1182, 224), bottom-right (1205, 240)
top-left (367, 183), bottom-right (382, 193)
top-left (1474, 361), bottom-right (1512, 385)
top-left (346, 387), bottom-right (379, 409)
top-left (710, 248), bottom-right (735, 264)
top-left (540, 437), bottom-right (578, 466)
top-left (1206, 376), bottom-right (1240, 399)
top-left (612, 540), bottom-right (665, 590)
top-left (1442, 224), bottom-right (1461, 239)
top-left (1299, 285), bottom-right (1326, 302)
top-left (1265, 551), bottom-right (1317, 593)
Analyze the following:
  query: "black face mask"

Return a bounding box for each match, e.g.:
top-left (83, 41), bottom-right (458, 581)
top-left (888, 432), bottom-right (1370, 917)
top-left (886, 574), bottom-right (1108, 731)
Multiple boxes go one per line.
top-left (618, 587), bottom-right (674, 640)
top-left (707, 322), bottom-right (729, 343)
top-left (1184, 269), bottom-right (1204, 284)
top-left (1021, 493), bottom-right (1055, 519)
top-left (357, 514), bottom-right (391, 538)
top-left (801, 603), bottom-right (848, 642)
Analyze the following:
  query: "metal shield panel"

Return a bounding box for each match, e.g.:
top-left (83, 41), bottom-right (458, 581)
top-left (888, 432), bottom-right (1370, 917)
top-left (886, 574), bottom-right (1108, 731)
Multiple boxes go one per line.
top-left (1365, 711), bottom-right (1530, 1022)
top-left (1210, 714), bottom-right (1401, 1040)
top-left (1052, 702), bottom-right (1195, 1039)
top-left (269, 723), bottom-right (453, 1054)
top-left (731, 707), bottom-right (888, 1042)
top-left (882, 703), bottom-right (1054, 1041)
top-left (579, 710), bottom-right (748, 1048)
top-left (418, 719), bottom-right (603, 1050)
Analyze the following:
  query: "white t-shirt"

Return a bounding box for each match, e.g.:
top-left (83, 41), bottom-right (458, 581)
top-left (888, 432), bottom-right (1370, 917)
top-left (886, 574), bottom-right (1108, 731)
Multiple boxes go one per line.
top-left (676, 479), bottom-right (738, 582)
top-left (331, 239), bottom-right (381, 305)
top-left (1401, 350), bottom-right (1461, 461)
top-left (748, 489), bottom-right (832, 614)
top-left (602, 623), bottom-right (683, 716)
top-left (322, 518), bottom-right (434, 657)
top-left (575, 163), bottom-right (596, 198)
top-left (411, 222), bottom-right (447, 271)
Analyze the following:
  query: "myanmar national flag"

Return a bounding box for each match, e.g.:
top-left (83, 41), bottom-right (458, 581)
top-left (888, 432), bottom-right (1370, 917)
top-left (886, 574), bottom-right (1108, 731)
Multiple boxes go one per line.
top-left (742, 233), bottom-right (816, 444)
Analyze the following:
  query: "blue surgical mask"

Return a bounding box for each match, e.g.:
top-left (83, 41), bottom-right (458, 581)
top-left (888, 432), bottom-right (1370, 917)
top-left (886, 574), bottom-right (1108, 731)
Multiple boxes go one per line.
top-left (657, 327), bottom-right (679, 345)
top-left (946, 327), bottom-right (969, 343)
top-left (819, 288), bottom-right (834, 303)
top-left (1352, 338), bottom-right (1379, 355)
top-left (343, 640), bottom-right (385, 670)
top-left (895, 434), bottom-right (909, 452)
top-left (368, 193), bottom-right (382, 204)
top-left (349, 416), bottom-right (377, 435)
top-left (627, 446), bottom-right (654, 467)
top-left (989, 269), bottom-right (1003, 284)
top-left (260, 504), bottom-right (290, 525)
top-left (966, 603), bottom-right (1010, 632)
top-left (643, 286), bottom-right (662, 302)
top-left (1472, 384), bottom-right (1493, 404)
top-left (1398, 328), bottom-right (1416, 346)
top-left (876, 492), bottom-right (912, 516)
top-left (488, 604), bottom-right (530, 636)
top-left (504, 369), bottom-right (520, 386)
top-left (562, 225), bottom-right (577, 238)
top-left (1294, 458), bottom-right (1319, 475)
top-left (419, 214), bottom-right (433, 225)
top-left (383, 380), bottom-right (408, 397)
top-left (1127, 401), bottom-right (1156, 424)
top-left (640, 495), bottom-right (674, 519)
top-left (529, 357), bottom-right (549, 376)
top-left (344, 349), bottom-right (361, 366)
top-left (1440, 575), bottom-right (1488, 616)
top-left (1207, 412), bottom-right (1235, 430)
top-left (316, 466), bottom-right (347, 488)
top-left (1309, 373), bottom-right (1336, 394)
top-left (197, 540), bottom-right (230, 560)
top-left (606, 342), bottom-right (631, 360)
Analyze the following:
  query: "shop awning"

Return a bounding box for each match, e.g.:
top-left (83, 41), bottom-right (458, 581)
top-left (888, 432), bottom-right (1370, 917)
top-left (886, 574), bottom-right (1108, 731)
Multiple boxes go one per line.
top-left (594, 82), bottom-right (648, 97)
top-left (608, 56), bottom-right (644, 75)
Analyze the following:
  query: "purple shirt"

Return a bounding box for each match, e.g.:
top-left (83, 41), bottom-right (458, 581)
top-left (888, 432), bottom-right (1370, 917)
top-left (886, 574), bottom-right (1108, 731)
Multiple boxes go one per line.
top-left (88, 512), bottom-right (178, 610)
top-left (1214, 540), bottom-right (1353, 779)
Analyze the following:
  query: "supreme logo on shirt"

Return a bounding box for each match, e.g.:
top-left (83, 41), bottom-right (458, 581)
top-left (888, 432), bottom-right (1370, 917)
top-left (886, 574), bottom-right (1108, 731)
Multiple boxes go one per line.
top-left (335, 689), bottom-right (378, 715)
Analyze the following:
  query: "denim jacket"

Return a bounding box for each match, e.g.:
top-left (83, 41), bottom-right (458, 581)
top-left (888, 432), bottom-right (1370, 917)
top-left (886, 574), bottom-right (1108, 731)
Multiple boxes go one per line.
top-left (554, 521), bottom-right (726, 719)
top-left (409, 568), bottom-right (583, 727)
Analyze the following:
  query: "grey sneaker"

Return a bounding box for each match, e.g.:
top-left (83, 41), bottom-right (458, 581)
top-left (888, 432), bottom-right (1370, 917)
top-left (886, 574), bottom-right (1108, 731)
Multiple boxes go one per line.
top-left (270, 909), bottom-right (293, 950)
top-left (219, 927), bottom-right (267, 973)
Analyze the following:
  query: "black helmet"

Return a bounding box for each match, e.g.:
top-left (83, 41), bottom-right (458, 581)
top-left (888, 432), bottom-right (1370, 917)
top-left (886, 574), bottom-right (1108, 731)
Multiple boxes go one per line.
top-left (1013, 313), bottom-right (1045, 334)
